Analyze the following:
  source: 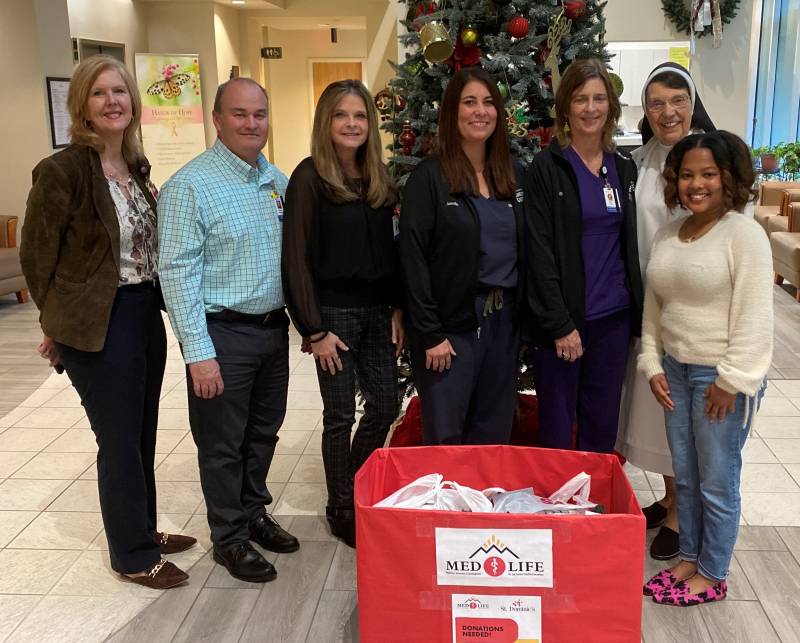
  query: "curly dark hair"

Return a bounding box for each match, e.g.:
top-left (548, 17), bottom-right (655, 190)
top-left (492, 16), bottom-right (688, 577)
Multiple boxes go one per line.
top-left (663, 131), bottom-right (756, 212)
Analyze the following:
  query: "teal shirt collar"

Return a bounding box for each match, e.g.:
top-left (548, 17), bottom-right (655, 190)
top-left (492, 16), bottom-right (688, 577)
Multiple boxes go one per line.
top-left (211, 138), bottom-right (279, 187)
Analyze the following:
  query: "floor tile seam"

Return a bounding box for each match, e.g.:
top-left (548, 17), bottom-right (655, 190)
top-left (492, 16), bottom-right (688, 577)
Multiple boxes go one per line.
top-left (0, 512), bottom-right (40, 550)
top-left (774, 530), bottom-right (800, 568)
top-left (0, 453), bottom-right (38, 478)
top-left (99, 598), bottom-right (160, 643)
top-left (696, 597), bottom-right (782, 642)
top-left (0, 592), bottom-right (46, 643)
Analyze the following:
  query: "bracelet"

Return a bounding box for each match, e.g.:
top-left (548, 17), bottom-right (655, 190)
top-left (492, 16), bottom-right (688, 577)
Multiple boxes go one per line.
top-left (309, 331), bottom-right (328, 344)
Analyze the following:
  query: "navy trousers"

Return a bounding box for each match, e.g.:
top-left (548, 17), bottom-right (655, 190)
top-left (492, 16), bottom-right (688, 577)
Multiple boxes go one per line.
top-left (531, 308), bottom-right (631, 453)
top-left (58, 284), bottom-right (166, 574)
top-left (411, 296), bottom-right (518, 445)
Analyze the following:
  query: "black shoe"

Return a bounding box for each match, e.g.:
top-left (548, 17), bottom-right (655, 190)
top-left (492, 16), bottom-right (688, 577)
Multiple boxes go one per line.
top-left (326, 508), bottom-right (356, 549)
top-left (650, 526), bottom-right (680, 560)
top-left (641, 502), bottom-right (668, 530)
top-left (249, 511), bottom-right (300, 553)
top-left (212, 541), bottom-right (277, 583)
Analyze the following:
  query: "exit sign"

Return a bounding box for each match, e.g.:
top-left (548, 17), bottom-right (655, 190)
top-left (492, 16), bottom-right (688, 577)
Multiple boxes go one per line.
top-left (260, 47), bottom-right (283, 59)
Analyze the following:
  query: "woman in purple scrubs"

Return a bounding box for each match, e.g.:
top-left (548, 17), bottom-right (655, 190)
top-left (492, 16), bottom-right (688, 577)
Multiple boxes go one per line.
top-left (524, 58), bottom-right (643, 453)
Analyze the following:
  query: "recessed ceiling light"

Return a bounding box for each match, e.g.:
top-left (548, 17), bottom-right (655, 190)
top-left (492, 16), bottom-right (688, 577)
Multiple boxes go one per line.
top-left (232, 0), bottom-right (245, 4)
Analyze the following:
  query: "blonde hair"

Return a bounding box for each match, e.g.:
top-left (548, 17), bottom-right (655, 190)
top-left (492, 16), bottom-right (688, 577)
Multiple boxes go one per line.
top-left (553, 58), bottom-right (621, 151)
top-left (67, 55), bottom-right (145, 163)
top-left (311, 80), bottom-right (397, 208)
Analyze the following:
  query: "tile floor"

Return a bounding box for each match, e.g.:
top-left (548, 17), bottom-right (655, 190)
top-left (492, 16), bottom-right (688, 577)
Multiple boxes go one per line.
top-left (0, 287), bottom-right (799, 642)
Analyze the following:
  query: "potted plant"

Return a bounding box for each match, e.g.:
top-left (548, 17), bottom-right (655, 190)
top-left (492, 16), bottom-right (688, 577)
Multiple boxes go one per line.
top-left (752, 144), bottom-right (778, 173)
top-left (778, 142), bottom-right (800, 178)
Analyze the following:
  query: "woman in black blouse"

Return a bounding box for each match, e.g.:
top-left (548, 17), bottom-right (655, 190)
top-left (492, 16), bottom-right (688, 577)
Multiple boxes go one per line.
top-left (282, 79), bottom-right (403, 548)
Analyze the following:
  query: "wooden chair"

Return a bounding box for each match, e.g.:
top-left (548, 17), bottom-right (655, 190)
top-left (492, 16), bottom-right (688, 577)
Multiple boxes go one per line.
top-left (0, 215), bottom-right (29, 303)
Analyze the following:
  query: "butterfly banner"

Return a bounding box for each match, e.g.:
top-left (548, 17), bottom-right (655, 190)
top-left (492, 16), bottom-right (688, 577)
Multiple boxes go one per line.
top-left (135, 53), bottom-right (206, 187)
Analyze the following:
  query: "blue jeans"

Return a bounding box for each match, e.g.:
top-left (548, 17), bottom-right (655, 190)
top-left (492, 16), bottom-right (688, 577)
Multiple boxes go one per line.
top-left (663, 354), bottom-right (765, 582)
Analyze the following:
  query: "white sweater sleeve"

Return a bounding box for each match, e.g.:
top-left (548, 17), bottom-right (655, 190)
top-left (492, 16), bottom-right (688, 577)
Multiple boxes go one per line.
top-left (638, 281), bottom-right (665, 381)
top-left (637, 227), bottom-right (670, 381)
top-left (715, 223), bottom-right (774, 396)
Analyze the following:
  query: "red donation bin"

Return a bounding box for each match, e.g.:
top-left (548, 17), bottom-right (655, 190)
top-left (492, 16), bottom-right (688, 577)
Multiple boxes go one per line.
top-left (355, 445), bottom-right (645, 642)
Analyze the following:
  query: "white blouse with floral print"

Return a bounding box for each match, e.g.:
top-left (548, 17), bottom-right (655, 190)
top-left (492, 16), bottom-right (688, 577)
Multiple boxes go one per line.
top-left (107, 177), bottom-right (158, 285)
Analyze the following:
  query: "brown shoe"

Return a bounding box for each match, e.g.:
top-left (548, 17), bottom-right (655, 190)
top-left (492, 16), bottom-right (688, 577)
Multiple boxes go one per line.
top-left (154, 531), bottom-right (197, 555)
top-left (127, 559), bottom-right (189, 589)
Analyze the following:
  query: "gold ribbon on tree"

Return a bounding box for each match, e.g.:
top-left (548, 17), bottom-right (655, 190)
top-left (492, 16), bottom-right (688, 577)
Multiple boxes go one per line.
top-left (543, 11), bottom-right (573, 117)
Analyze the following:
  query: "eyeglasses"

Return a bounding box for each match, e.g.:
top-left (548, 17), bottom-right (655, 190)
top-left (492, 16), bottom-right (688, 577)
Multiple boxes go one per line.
top-left (645, 95), bottom-right (691, 113)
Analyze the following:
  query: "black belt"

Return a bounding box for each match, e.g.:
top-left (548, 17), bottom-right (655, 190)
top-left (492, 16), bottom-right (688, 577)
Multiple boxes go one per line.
top-left (207, 307), bottom-right (288, 328)
top-left (118, 280), bottom-right (158, 293)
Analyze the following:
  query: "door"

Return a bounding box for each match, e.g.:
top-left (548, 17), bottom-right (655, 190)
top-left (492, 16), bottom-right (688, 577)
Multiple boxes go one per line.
top-left (312, 61), bottom-right (364, 108)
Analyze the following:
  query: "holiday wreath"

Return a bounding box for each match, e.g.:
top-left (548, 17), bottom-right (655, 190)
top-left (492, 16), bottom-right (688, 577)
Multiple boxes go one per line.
top-left (661, 0), bottom-right (741, 37)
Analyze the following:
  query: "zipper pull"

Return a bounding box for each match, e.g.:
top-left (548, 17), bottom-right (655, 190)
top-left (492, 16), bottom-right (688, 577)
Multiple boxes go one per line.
top-left (477, 327), bottom-right (481, 340)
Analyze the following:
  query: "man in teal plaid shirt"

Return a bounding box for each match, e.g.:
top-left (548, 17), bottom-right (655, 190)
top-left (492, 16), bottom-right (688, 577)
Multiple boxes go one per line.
top-left (159, 78), bottom-right (299, 583)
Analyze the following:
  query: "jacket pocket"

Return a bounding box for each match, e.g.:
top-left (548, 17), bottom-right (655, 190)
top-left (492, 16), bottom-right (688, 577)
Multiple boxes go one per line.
top-left (53, 274), bottom-right (86, 295)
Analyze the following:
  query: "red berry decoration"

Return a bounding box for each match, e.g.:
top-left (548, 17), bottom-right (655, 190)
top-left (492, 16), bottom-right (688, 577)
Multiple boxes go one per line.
top-left (563, 0), bottom-right (588, 21)
top-left (507, 16), bottom-right (530, 39)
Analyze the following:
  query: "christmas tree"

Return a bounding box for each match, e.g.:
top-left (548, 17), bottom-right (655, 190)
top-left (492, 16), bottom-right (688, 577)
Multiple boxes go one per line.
top-left (378, 0), bottom-right (609, 182)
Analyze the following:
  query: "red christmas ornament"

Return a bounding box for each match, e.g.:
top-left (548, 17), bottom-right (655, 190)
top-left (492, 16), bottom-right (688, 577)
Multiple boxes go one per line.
top-left (563, 0), bottom-right (588, 21)
top-left (507, 15), bottom-right (530, 38)
top-left (399, 121), bottom-right (417, 156)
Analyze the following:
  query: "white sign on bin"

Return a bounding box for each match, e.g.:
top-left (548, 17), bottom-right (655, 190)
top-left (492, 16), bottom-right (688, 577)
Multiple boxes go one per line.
top-left (435, 528), bottom-right (553, 587)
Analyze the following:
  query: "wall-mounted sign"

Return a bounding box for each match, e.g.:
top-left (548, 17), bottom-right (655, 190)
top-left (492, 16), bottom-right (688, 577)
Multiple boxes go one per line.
top-left (46, 77), bottom-right (72, 149)
top-left (134, 53), bottom-right (206, 188)
top-left (261, 47), bottom-right (283, 59)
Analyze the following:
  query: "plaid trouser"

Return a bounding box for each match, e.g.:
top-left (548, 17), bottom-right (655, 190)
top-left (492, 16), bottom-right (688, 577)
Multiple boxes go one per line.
top-left (317, 305), bottom-right (399, 509)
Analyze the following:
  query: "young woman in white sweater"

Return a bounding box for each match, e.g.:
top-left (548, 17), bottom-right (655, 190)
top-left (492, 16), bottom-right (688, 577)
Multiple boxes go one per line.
top-left (639, 131), bottom-right (772, 606)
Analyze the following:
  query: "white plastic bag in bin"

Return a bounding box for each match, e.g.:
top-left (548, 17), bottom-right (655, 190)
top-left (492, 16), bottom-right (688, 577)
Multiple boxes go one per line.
top-left (549, 471), bottom-right (593, 505)
top-left (374, 473), bottom-right (444, 509)
top-left (374, 473), bottom-right (498, 512)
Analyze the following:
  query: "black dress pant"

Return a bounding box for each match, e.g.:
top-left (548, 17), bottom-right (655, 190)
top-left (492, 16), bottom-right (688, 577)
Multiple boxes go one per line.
top-left (316, 305), bottom-right (399, 510)
top-left (410, 295), bottom-right (518, 445)
top-left (57, 284), bottom-right (166, 574)
top-left (187, 316), bottom-right (289, 546)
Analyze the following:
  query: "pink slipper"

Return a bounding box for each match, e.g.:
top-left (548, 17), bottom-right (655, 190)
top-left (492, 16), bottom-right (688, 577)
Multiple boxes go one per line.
top-left (653, 579), bottom-right (727, 606)
top-left (643, 569), bottom-right (679, 596)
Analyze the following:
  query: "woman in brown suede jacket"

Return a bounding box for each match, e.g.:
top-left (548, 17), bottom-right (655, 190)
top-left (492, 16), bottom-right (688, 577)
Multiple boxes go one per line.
top-left (20, 55), bottom-right (194, 589)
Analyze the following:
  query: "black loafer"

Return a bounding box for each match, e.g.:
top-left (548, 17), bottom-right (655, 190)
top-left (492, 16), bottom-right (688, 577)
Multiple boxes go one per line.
top-left (641, 502), bottom-right (668, 530)
top-left (650, 526), bottom-right (680, 560)
top-left (249, 511), bottom-right (300, 553)
top-left (213, 541), bottom-right (277, 583)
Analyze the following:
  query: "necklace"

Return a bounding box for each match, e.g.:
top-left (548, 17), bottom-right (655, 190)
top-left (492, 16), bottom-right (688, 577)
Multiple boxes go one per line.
top-left (678, 213), bottom-right (724, 243)
top-left (102, 159), bottom-right (130, 183)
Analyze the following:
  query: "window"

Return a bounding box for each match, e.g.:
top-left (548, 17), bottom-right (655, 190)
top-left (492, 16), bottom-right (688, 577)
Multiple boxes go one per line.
top-left (751, 0), bottom-right (800, 147)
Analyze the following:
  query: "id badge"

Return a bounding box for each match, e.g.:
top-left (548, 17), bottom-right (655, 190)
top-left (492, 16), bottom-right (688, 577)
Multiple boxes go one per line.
top-left (603, 186), bottom-right (620, 213)
top-left (270, 189), bottom-right (284, 222)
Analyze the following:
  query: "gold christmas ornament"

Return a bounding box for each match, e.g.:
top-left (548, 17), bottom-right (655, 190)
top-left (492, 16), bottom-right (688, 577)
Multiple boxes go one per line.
top-left (460, 25), bottom-right (479, 47)
top-left (420, 21), bottom-right (455, 63)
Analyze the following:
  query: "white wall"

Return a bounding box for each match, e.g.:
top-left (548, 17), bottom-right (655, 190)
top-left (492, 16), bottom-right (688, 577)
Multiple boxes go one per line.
top-left (67, 0), bottom-right (147, 70)
top-left (214, 4), bottom-right (242, 84)
top-left (604, 0), bottom-right (759, 138)
top-left (0, 0), bottom-right (54, 232)
top-left (604, 0), bottom-right (681, 42)
top-left (264, 28), bottom-right (367, 175)
top-left (691, 0), bottom-right (759, 138)
top-left (144, 1), bottom-right (219, 146)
